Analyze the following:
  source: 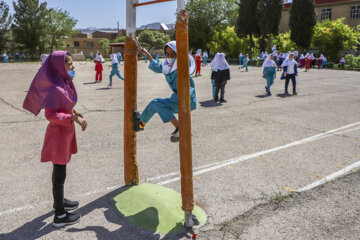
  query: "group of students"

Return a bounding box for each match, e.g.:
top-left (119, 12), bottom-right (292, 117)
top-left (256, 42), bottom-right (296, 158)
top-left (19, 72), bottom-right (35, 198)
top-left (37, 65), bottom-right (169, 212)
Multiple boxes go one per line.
top-left (91, 52), bottom-right (124, 86)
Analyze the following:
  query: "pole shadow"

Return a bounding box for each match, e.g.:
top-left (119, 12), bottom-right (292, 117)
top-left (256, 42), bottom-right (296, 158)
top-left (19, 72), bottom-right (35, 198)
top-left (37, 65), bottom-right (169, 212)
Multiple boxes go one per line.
top-left (83, 82), bottom-right (98, 85)
top-left (0, 186), bottom-right (194, 240)
top-left (199, 100), bottom-right (222, 108)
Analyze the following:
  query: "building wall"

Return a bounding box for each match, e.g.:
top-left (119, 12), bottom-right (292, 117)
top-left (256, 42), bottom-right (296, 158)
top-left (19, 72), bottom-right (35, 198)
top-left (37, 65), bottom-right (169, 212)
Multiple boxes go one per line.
top-left (63, 37), bottom-right (105, 57)
top-left (280, 0), bottom-right (360, 32)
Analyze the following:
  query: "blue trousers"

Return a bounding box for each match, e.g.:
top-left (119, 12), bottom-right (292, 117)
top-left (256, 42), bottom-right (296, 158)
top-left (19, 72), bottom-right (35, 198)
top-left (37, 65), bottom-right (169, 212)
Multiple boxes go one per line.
top-left (266, 77), bottom-right (274, 92)
top-left (109, 71), bottom-right (124, 84)
top-left (140, 98), bottom-right (178, 123)
top-left (211, 80), bottom-right (216, 98)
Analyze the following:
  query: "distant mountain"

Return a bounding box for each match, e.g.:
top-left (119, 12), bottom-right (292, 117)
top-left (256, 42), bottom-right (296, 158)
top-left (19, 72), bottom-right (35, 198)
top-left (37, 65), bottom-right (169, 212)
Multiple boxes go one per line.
top-left (76, 22), bottom-right (175, 34)
top-left (138, 22), bottom-right (175, 30)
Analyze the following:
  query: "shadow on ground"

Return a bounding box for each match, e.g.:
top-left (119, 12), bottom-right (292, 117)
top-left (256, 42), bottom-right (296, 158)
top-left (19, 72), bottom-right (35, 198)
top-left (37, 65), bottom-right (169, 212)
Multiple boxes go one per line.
top-left (0, 186), bottom-right (194, 240)
top-left (199, 100), bottom-right (222, 108)
top-left (255, 94), bottom-right (271, 99)
top-left (83, 82), bottom-right (98, 85)
top-left (96, 87), bottom-right (123, 90)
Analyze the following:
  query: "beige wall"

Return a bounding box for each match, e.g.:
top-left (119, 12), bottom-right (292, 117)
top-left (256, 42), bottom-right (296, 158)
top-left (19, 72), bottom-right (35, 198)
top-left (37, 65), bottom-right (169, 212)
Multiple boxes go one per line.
top-left (280, 1), bottom-right (360, 32)
top-left (63, 38), bottom-right (105, 57)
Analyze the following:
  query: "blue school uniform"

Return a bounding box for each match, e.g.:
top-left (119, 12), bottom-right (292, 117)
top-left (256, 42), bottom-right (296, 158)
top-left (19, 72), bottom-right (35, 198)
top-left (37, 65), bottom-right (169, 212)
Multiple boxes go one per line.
top-left (109, 63), bottom-right (124, 84)
top-left (241, 57), bottom-right (249, 71)
top-left (140, 60), bottom-right (197, 123)
top-left (263, 66), bottom-right (276, 93)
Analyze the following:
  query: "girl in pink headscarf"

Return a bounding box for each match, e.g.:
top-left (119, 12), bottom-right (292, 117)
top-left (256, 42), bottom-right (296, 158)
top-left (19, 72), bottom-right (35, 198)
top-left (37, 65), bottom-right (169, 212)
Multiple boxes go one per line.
top-left (23, 51), bottom-right (87, 228)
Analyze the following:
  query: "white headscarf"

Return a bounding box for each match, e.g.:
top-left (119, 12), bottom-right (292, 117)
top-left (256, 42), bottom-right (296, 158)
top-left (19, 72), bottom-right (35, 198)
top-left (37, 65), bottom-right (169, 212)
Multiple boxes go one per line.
top-left (310, 53), bottom-right (315, 60)
top-left (305, 53), bottom-right (310, 58)
top-left (195, 49), bottom-right (202, 56)
top-left (272, 45), bottom-right (277, 52)
top-left (340, 57), bottom-right (345, 63)
top-left (203, 52), bottom-right (208, 58)
top-left (95, 53), bottom-right (105, 63)
top-left (300, 54), bottom-right (305, 60)
top-left (262, 54), bottom-right (276, 69)
top-left (162, 41), bottom-right (196, 75)
top-left (293, 51), bottom-right (298, 57)
top-left (210, 53), bottom-right (229, 71)
top-left (239, 53), bottom-right (243, 57)
top-left (281, 53), bottom-right (297, 67)
top-left (319, 54), bottom-right (325, 60)
top-left (41, 54), bottom-right (48, 64)
top-left (3, 53), bottom-right (7, 57)
top-left (110, 54), bottom-right (119, 64)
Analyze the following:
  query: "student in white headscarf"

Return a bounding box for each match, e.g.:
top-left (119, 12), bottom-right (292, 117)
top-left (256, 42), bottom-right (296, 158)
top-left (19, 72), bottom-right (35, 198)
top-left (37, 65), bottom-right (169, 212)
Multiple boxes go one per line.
top-left (281, 52), bottom-right (298, 95)
top-left (3, 53), bottom-right (8, 63)
top-left (202, 51), bottom-right (208, 66)
top-left (339, 57), bottom-right (346, 69)
top-left (94, 53), bottom-right (105, 83)
top-left (136, 41), bottom-right (197, 142)
top-left (108, 53), bottom-right (124, 87)
top-left (262, 54), bottom-right (277, 95)
top-left (40, 54), bottom-right (48, 65)
top-left (239, 53), bottom-right (244, 65)
top-left (210, 53), bottom-right (230, 103)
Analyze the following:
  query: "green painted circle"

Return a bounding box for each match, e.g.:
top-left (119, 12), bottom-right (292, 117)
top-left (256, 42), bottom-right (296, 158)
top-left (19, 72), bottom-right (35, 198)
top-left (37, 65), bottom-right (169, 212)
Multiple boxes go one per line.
top-left (113, 183), bottom-right (207, 234)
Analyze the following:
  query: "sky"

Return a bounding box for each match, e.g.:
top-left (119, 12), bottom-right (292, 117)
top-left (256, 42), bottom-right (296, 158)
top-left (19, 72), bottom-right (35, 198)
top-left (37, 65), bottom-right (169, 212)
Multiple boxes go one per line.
top-left (3, 0), bottom-right (178, 28)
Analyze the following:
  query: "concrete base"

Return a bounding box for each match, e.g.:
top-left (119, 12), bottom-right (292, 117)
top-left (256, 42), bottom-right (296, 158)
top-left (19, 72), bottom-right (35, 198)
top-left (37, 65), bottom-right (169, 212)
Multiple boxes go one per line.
top-left (113, 183), bottom-right (207, 234)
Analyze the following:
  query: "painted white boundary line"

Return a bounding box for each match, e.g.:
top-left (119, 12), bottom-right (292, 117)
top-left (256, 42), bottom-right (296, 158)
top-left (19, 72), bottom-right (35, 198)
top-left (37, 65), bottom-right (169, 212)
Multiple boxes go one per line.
top-left (296, 160), bottom-right (360, 192)
top-left (1, 122), bottom-right (360, 217)
top-left (157, 122), bottom-right (360, 185)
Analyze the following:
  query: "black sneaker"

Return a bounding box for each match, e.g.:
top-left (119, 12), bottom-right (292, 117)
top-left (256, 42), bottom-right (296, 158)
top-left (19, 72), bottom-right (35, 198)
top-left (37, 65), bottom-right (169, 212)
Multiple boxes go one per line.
top-left (53, 212), bottom-right (81, 228)
top-left (220, 99), bottom-right (227, 103)
top-left (53, 198), bottom-right (79, 212)
top-left (133, 111), bottom-right (144, 132)
top-left (214, 98), bottom-right (219, 102)
top-left (293, 92), bottom-right (298, 96)
top-left (170, 128), bottom-right (179, 142)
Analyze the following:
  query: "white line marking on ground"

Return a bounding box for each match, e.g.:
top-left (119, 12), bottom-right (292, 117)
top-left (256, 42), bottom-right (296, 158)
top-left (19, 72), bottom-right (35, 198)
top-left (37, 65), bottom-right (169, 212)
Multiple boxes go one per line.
top-left (296, 160), bottom-right (360, 192)
top-left (157, 122), bottom-right (360, 185)
top-left (1, 122), bottom-right (360, 217)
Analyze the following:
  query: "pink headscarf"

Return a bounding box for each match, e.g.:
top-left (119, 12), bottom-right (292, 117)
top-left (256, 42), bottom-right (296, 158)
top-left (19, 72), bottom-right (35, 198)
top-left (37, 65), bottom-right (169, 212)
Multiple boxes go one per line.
top-left (23, 51), bottom-right (77, 116)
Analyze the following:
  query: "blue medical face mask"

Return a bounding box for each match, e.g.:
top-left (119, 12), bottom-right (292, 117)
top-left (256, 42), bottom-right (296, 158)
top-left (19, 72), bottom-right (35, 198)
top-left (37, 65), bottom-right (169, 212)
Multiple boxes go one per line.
top-left (67, 70), bottom-right (75, 79)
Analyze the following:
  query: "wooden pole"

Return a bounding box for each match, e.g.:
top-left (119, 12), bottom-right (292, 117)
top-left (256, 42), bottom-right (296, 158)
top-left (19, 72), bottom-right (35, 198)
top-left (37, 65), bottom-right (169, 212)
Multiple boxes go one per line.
top-left (124, 0), bottom-right (139, 185)
top-left (175, 6), bottom-right (194, 213)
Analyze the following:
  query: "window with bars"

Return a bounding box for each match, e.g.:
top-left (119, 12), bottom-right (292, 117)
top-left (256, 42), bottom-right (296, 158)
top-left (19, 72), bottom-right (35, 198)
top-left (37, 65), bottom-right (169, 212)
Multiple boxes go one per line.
top-left (320, 8), bottom-right (332, 21)
top-left (350, 6), bottom-right (360, 19)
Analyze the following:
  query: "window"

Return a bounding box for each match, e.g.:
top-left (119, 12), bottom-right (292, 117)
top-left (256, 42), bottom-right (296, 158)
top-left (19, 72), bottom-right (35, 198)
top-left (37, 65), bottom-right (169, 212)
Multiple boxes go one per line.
top-left (320, 8), bottom-right (332, 21)
top-left (74, 41), bottom-right (80, 47)
top-left (350, 6), bottom-right (360, 19)
top-left (87, 42), bottom-right (94, 47)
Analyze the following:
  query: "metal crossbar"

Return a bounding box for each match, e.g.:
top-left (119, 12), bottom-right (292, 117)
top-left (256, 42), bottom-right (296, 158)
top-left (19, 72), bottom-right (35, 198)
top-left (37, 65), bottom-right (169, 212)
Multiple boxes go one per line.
top-left (134, 0), bottom-right (175, 7)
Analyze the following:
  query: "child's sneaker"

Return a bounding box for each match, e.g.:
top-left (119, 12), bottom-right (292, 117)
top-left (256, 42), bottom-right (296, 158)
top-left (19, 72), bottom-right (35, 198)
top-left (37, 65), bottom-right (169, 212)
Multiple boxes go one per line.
top-left (53, 212), bottom-right (81, 228)
top-left (53, 198), bottom-right (79, 212)
top-left (170, 128), bottom-right (179, 142)
top-left (133, 111), bottom-right (144, 132)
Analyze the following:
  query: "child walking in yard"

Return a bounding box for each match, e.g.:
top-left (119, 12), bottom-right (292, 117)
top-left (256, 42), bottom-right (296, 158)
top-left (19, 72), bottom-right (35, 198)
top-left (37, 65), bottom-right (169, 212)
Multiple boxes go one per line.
top-left (262, 54), bottom-right (277, 96)
top-left (240, 54), bottom-right (249, 72)
top-left (23, 51), bottom-right (87, 228)
top-left (135, 41), bottom-right (197, 142)
top-left (281, 52), bottom-right (298, 96)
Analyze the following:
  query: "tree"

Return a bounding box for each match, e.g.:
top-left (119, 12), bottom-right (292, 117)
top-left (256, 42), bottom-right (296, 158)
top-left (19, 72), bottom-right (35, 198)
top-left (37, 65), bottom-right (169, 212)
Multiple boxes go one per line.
top-left (257, 0), bottom-right (282, 52)
top-left (289, 0), bottom-right (316, 50)
top-left (272, 32), bottom-right (298, 52)
top-left (100, 38), bottom-right (110, 56)
top-left (138, 29), bottom-right (170, 52)
top-left (208, 26), bottom-right (251, 59)
top-left (0, 1), bottom-right (12, 53)
top-left (311, 18), bottom-right (360, 61)
top-left (12, 0), bottom-right (49, 58)
top-left (45, 8), bottom-right (77, 52)
top-left (236, 0), bottom-right (261, 58)
top-left (186, 0), bottom-right (237, 51)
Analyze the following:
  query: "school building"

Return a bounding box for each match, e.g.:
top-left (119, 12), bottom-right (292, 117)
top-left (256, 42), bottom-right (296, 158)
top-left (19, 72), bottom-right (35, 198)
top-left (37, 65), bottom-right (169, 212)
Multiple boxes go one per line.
top-left (280, 0), bottom-right (360, 32)
top-left (63, 30), bottom-right (125, 57)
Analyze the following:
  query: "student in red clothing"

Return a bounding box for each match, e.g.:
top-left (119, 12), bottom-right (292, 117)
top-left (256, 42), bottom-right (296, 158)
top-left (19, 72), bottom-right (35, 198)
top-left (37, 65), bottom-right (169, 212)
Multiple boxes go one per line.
top-left (195, 49), bottom-right (202, 76)
top-left (23, 51), bottom-right (87, 228)
top-left (94, 53), bottom-right (105, 83)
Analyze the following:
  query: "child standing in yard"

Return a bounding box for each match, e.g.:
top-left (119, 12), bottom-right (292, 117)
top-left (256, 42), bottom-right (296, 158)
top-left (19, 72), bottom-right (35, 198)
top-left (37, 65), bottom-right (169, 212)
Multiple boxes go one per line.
top-left (94, 53), bottom-right (105, 83)
top-left (108, 53), bottom-right (124, 87)
top-left (195, 49), bottom-right (202, 76)
top-left (305, 54), bottom-right (311, 72)
top-left (23, 51), bottom-right (87, 228)
top-left (211, 53), bottom-right (230, 103)
top-left (262, 54), bottom-right (277, 96)
top-left (135, 41), bottom-right (197, 142)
